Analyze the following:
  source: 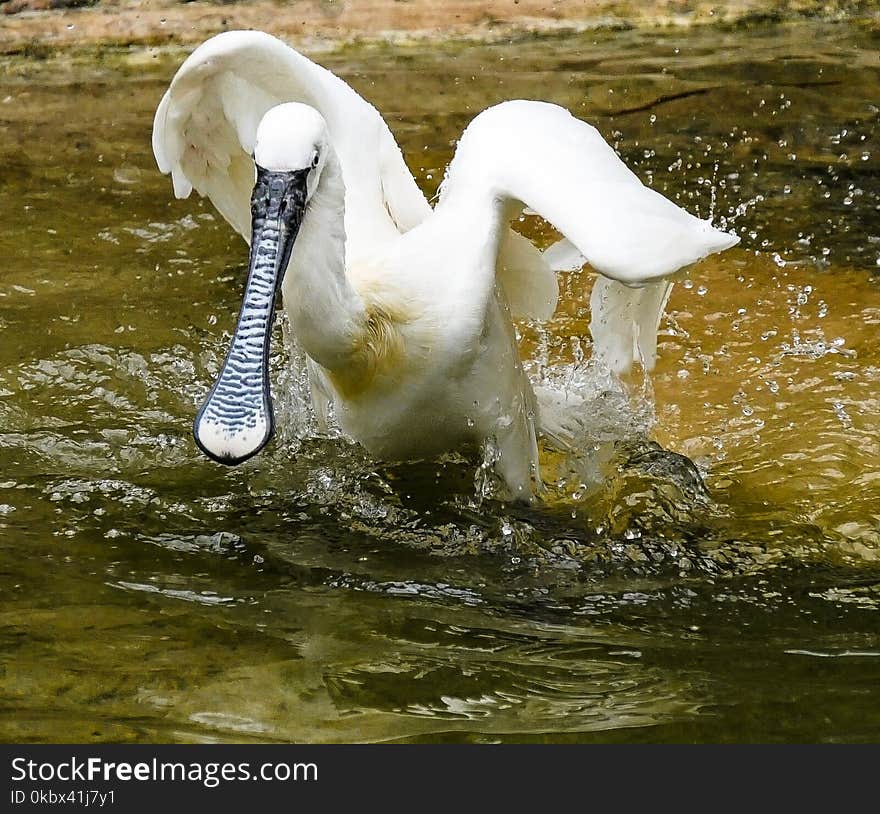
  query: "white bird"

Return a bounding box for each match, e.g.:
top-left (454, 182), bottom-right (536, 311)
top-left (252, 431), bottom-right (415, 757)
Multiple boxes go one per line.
top-left (152, 30), bottom-right (738, 500)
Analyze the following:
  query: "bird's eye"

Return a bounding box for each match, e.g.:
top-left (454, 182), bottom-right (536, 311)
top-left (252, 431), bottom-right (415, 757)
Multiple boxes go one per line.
top-left (311, 152), bottom-right (320, 169)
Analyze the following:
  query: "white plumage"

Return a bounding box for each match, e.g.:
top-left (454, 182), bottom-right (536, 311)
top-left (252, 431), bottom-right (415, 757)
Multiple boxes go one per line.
top-left (153, 30), bottom-right (739, 500)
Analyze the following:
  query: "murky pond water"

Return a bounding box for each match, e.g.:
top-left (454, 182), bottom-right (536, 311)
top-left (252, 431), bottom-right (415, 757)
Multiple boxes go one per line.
top-left (1, 21), bottom-right (879, 743)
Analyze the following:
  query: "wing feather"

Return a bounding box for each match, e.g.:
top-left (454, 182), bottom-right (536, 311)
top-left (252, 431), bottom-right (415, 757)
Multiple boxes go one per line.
top-left (152, 30), bottom-right (427, 252)
top-left (442, 100), bottom-right (739, 285)
top-left (439, 100), bottom-right (739, 370)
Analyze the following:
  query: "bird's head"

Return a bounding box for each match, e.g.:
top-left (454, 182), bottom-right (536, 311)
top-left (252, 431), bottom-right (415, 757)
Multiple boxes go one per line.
top-left (248, 103), bottom-right (331, 245)
top-left (193, 102), bottom-right (330, 466)
top-left (253, 102), bottom-right (330, 195)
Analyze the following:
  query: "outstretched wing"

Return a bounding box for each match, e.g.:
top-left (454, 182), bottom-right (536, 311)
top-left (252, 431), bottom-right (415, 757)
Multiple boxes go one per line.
top-left (440, 100), bottom-right (739, 369)
top-left (152, 30), bottom-right (428, 256)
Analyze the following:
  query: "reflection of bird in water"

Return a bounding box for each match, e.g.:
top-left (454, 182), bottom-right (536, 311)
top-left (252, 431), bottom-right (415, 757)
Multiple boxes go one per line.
top-left (152, 30), bottom-right (738, 500)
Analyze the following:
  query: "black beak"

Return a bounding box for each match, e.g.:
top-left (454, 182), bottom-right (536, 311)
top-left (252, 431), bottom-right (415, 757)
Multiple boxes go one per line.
top-left (193, 166), bottom-right (309, 465)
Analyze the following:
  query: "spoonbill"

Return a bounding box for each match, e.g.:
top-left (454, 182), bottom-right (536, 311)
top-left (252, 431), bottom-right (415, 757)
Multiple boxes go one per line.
top-left (152, 30), bottom-right (738, 500)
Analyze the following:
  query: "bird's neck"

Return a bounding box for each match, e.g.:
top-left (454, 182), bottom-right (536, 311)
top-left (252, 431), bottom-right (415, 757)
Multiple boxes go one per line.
top-left (281, 151), bottom-right (365, 372)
